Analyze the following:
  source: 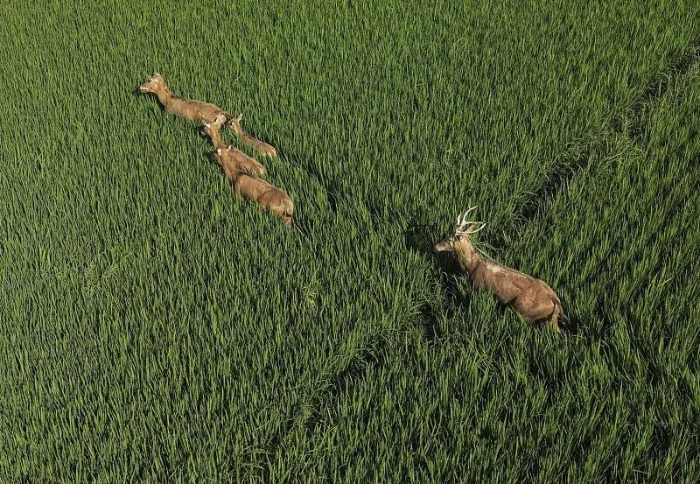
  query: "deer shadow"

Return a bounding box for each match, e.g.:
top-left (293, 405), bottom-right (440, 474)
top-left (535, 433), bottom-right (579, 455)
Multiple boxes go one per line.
top-left (405, 222), bottom-right (474, 342)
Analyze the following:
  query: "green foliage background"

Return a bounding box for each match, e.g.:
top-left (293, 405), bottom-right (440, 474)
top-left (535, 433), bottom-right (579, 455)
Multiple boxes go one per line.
top-left (1, 1), bottom-right (698, 481)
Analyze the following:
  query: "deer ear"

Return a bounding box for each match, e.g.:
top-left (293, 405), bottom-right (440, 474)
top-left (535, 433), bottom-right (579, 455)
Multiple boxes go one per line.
top-left (216, 148), bottom-right (222, 154)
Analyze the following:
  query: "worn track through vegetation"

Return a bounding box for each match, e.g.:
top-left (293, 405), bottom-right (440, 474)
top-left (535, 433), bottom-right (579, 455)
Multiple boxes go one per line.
top-left (254, 37), bottom-right (700, 479)
top-left (2, 1), bottom-right (700, 481)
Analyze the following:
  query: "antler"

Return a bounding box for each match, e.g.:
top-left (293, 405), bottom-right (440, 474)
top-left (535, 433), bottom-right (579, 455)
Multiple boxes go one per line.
top-left (455, 206), bottom-right (486, 235)
top-left (456, 206), bottom-right (477, 227)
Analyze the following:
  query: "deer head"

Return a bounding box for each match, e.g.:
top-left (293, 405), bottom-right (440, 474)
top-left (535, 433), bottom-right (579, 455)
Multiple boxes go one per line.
top-left (213, 145), bottom-right (238, 164)
top-left (213, 147), bottom-right (225, 164)
top-left (229, 114), bottom-right (244, 135)
top-left (201, 122), bottom-right (214, 138)
top-left (434, 206), bottom-right (486, 253)
top-left (138, 73), bottom-right (166, 94)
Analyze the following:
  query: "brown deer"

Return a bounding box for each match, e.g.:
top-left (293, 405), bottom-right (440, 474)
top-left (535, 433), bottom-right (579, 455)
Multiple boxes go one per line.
top-left (233, 174), bottom-right (294, 226)
top-left (200, 122), bottom-right (227, 149)
top-left (434, 207), bottom-right (563, 331)
top-left (211, 147), bottom-right (242, 184)
top-left (212, 144), bottom-right (266, 178)
top-left (230, 114), bottom-right (278, 157)
top-left (138, 73), bottom-right (231, 129)
top-left (211, 149), bottom-right (292, 226)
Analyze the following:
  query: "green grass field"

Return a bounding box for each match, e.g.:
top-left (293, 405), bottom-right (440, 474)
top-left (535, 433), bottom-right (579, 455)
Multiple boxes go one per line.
top-left (1, 1), bottom-right (699, 481)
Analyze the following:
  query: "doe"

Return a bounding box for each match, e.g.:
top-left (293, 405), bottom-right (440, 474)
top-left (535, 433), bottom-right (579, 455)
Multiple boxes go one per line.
top-left (232, 174), bottom-right (294, 227)
top-left (139, 73), bottom-right (231, 129)
top-left (230, 114), bottom-right (278, 157)
top-left (212, 143), bottom-right (266, 178)
top-left (212, 149), bottom-right (292, 226)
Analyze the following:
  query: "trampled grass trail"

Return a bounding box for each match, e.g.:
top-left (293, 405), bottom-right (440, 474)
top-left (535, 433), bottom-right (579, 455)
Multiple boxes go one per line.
top-left (0, 0), bottom-right (699, 481)
top-left (265, 61), bottom-right (700, 483)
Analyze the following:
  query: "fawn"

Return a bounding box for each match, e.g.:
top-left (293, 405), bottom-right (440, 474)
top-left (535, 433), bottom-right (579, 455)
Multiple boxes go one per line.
top-left (139, 73), bottom-right (230, 129)
top-left (230, 114), bottom-right (278, 157)
top-left (435, 207), bottom-right (563, 330)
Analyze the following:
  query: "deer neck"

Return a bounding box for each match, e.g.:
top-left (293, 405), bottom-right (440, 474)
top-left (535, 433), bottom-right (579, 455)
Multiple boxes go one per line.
top-left (209, 129), bottom-right (224, 149)
top-left (154, 86), bottom-right (174, 107)
top-left (454, 241), bottom-right (482, 275)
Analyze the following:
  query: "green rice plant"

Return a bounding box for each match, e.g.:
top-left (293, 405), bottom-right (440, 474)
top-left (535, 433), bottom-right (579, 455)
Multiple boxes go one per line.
top-left (0, 0), bottom-right (699, 481)
top-left (264, 64), bottom-right (700, 482)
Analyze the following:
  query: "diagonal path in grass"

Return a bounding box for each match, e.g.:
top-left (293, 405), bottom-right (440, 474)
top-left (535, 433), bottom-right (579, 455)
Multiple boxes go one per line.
top-left (254, 26), bottom-right (700, 484)
top-left (506, 38), bottom-right (700, 236)
top-left (263, 48), bottom-right (700, 483)
top-left (1, 1), bottom-right (700, 481)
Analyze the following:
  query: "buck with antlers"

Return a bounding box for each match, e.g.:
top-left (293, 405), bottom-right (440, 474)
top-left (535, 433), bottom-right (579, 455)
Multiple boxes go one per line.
top-left (138, 73), bottom-right (231, 129)
top-left (229, 114), bottom-right (278, 157)
top-left (435, 207), bottom-right (563, 330)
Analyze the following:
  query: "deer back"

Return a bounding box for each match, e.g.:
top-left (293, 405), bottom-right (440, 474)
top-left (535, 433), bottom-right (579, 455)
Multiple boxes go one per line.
top-left (230, 116), bottom-right (277, 157)
top-left (472, 259), bottom-right (539, 304)
top-left (258, 188), bottom-right (293, 226)
top-left (250, 139), bottom-right (277, 158)
top-left (166, 96), bottom-right (229, 124)
top-left (259, 186), bottom-right (292, 212)
top-left (233, 174), bottom-right (274, 202)
top-left (224, 147), bottom-right (266, 177)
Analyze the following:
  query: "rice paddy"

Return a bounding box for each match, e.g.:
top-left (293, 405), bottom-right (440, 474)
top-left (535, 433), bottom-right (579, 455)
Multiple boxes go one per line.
top-left (1, 1), bottom-right (699, 481)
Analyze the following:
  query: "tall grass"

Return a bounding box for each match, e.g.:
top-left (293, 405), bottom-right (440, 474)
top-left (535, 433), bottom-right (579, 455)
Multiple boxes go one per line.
top-left (0, 0), bottom-right (698, 480)
top-left (265, 64), bottom-right (700, 483)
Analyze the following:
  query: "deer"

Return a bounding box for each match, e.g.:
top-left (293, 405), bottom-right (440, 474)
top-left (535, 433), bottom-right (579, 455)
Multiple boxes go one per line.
top-left (202, 122), bottom-right (267, 177)
top-left (212, 150), bottom-right (292, 226)
top-left (434, 207), bottom-right (563, 331)
top-left (138, 73), bottom-right (231, 129)
top-left (229, 114), bottom-right (278, 157)
top-left (211, 143), bottom-right (266, 178)
top-left (200, 122), bottom-right (228, 149)
top-left (233, 174), bottom-right (294, 226)
top-left (212, 146), bottom-right (243, 184)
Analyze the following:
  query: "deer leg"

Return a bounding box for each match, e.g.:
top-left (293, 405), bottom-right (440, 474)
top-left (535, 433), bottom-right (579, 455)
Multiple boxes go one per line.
top-left (547, 305), bottom-right (561, 332)
top-left (515, 311), bottom-right (530, 326)
top-left (514, 292), bottom-right (555, 327)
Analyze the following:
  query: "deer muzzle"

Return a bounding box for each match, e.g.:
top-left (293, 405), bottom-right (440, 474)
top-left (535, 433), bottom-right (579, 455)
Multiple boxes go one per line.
top-left (434, 239), bottom-right (453, 252)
